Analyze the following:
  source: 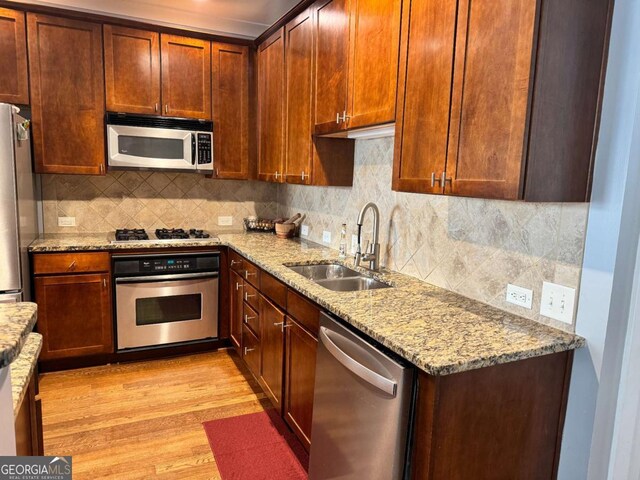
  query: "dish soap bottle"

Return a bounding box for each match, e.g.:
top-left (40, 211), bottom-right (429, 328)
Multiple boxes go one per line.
top-left (338, 224), bottom-right (347, 259)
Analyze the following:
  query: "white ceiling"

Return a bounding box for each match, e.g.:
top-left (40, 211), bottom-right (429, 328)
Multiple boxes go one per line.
top-left (13, 0), bottom-right (301, 39)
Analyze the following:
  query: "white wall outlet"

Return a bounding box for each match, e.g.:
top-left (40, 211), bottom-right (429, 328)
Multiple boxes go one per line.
top-left (351, 234), bottom-right (359, 254)
top-left (57, 216), bottom-right (75, 227)
top-left (540, 281), bottom-right (576, 325)
top-left (301, 224), bottom-right (309, 236)
top-left (506, 284), bottom-right (533, 309)
top-left (322, 230), bottom-right (331, 244)
top-left (217, 216), bottom-right (233, 226)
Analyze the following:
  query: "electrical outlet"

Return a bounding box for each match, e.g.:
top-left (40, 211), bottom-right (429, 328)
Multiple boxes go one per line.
top-left (506, 284), bottom-right (533, 309)
top-left (301, 224), bottom-right (309, 236)
top-left (322, 230), bottom-right (331, 244)
top-left (351, 234), bottom-right (359, 254)
top-left (540, 281), bottom-right (576, 325)
top-left (217, 216), bottom-right (233, 226)
top-left (57, 216), bottom-right (75, 227)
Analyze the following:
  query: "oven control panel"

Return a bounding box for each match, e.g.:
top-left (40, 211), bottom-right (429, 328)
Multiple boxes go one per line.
top-left (141, 258), bottom-right (196, 272)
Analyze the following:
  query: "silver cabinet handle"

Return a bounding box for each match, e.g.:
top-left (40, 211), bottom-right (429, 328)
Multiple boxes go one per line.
top-left (244, 292), bottom-right (256, 301)
top-left (319, 326), bottom-right (397, 396)
top-left (215, 167), bottom-right (219, 177)
top-left (441, 172), bottom-right (452, 186)
top-left (274, 171), bottom-right (281, 180)
top-left (165, 104), bottom-right (169, 114)
top-left (103, 278), bottom-right (107, 288)
top-left (431, 172), bottom-right (443, 188)
top-left (244, 347), bottom-right (255, 355)
top-left (68, 260), bottom-right (77, 271)
top-left (155, 103), bottom-right (158, 113)
top-left (340, 110), bottom-right (350, 122)
top-left (100, 164), bottom-right (105, 174)
top-left (245, 271), bottom-right (256, 279)
top-left (336, 112), bottom-right (341, 124)
top-left (245, 314), bottom-right (256, 322)
top-left (236, 282), bottom-right (243, 291)
top-left (231, 260), bottom-right (242, 266)
top-left (301, 171), bottom-right (307, 181)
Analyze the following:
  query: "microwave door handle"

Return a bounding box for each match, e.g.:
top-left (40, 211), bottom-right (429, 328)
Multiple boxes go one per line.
top-left (191, 133), bottom-right (196, 165)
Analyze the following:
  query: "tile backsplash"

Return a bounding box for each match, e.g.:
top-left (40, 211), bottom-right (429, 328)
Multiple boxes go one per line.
top-left (278, 137), bottom-right (589, 332)
top-left (41, 171), bottom-right (278, 233)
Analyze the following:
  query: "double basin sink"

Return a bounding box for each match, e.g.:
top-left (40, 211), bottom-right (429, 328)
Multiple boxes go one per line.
top-left (286, 263), bottom-right (392, 292)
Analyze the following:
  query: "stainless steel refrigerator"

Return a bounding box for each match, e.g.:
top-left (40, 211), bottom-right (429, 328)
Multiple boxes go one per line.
top-left (0, 103), bottom-right (38, 303)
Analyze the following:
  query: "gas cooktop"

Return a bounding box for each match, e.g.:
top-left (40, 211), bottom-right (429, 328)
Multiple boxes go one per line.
top-left (111, 228), bottom-right (217, 244)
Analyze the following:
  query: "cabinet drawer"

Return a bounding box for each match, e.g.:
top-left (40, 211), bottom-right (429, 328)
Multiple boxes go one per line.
top-left (229, 250), bottom-right (245, 273)
top-left (286, 289), bottom-right (320, 336)
top-left (243, 282), bottom-right (260, 311)
top-left (243, 302), bottom-right (260, 338)
top-left (261, 271), bottom-right (287, 309)
top-left (33, 252), bottom-right (110, 275)
top-left (242, 324), bottom-right (260, 378)
top-left (242, 260), bottom-right (261, 288)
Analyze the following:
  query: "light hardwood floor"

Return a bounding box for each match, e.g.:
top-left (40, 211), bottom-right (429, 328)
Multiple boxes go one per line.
top-left (39, 350), bottom-right (268, 479)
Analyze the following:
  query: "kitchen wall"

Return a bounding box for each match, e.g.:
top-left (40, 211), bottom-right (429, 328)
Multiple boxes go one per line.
top-left (41, 171), bottom-right (278, 233)
top-left (278, 137), bottom-right (589, 332)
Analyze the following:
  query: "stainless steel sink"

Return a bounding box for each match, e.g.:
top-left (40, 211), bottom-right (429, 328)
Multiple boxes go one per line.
top-left (286, 263), bottom-right (392, 291)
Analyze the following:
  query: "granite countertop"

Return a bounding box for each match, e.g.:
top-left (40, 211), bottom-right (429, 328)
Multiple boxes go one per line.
top-left (0, 303), bottom-right (38, 369)
top-left (29, 233), bottom-right (584, 375)
top-left (10, 332), bottom-right (42, 418)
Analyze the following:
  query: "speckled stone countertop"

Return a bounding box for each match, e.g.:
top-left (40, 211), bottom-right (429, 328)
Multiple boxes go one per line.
top-left (0, 303), bottom-right (38, 369)
top-left (29, 233), bottom-right (584, 375)
top-left (10, 333), bottom-right (42, 418)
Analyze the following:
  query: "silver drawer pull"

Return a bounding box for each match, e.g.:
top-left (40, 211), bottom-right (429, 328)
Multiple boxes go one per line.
top-left (245, 271), bottom-right (256, 278)
top-left (245, 314), bottom-right (256, 322)
top-left (244, 292), bottom-right (256, 301)
top-left (231, 260), bottom-right (242, 266)
top-left (244, 347), bottom-right (255, 355)
top-left (236, 282), bottom-right (243, 291)
top-left (68, 260), bottom-right (77, 271)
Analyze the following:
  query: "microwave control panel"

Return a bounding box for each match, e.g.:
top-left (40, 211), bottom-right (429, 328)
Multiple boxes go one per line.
top-left (197, 133), bottom-right (212, 165)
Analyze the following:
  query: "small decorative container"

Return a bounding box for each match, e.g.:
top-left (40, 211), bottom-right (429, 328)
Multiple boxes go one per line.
top-left (243, 217), bottom-right (276, 232)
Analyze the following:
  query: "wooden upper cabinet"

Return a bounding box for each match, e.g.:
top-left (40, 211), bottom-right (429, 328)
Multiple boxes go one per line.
top-left (347, 0), bottom-right (402, 129)
top-left (393, 0), bottom-right (611, 201)
top-left (212, 42), bottom-right (250, 179)
top-left (27, 14), bottom-right (105, 175)
top-left (161, 34), bottom-right (211, 120)
top-left (0, 8), bottom-right (29, 105)
top-left (284, 8), bottom-right (314, 185)
top-left (446, 0), bottom-right (536, 200)
top-left (104, 25), bottom-right (160, 115)
top-left (313, 0), bottom-right (350, 134)
top-left (392, 0), bottom-right (457, 194)
top-left (257, 28), bottom-right (285, 182)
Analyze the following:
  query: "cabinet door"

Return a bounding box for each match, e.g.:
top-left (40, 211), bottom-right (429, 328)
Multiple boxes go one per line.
top-left (104, 25), bottom-right (160, 115)
top-left (229, 270), bottom-right (243, 351)
top-left (35, 273), bottom-right (113, 360)
top-left (445, 0), bottom-right (537, 200)
top-left (392, 0), bottom-right (457, 194)
top-left (257, 28), bottom-right (285, 182)
top-left (0, 8), bottom-right (28, 104)
top-left (242, 324), bottom-right (260, 379)
top-left (260, 295), bottom-right (285, 411)
top-left (347, 0), bottom-right (401, 129)
top-left (284, 316), bottom-right (317, 451)
top-left (284, 9), bottom-right (314, 185)
top-left (161, 34), bottom-right (212, 119)
top-left (27, 14), bottom-right (105, 175)
top-left (212, 42), bottom-right (249, 179)
top-left (313, 0), bottom-right (350, 134)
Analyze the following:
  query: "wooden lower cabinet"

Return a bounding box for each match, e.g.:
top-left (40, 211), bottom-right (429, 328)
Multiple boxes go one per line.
top-left (242, 324), bottom-right (261, 378)
top-left (34, 273), bottom-right (113, 361)
top-left (284, 316), bottom-right (317, 451)
top-left (14, 374), bottom-right (44, 456)
top-left (229, 270), bottom-right (243, 351)
top-left (259, 295), bottom-right (285, 411)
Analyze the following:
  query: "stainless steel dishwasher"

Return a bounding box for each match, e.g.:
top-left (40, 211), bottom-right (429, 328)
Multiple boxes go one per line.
top-left (309, 312), bottom-right (415, 480)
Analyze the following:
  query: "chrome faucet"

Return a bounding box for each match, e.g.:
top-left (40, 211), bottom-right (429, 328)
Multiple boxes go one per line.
top-left (354, 202), bottom-right (381, 271)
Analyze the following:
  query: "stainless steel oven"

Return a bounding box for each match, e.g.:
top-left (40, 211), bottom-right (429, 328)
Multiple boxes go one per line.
top-left (113, 253), bottom-right (219, 350)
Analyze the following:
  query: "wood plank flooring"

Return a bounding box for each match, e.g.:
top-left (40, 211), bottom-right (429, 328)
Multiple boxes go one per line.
top-left (39, 350), bottom-right (268, 479)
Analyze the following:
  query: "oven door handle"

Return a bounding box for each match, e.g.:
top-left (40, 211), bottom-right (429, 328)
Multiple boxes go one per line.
top-left (115, 272), bottom-right (218, 284)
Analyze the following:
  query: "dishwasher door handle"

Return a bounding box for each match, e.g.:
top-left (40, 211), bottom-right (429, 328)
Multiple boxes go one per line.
top-left (319, 326), bottom-right (397, 396)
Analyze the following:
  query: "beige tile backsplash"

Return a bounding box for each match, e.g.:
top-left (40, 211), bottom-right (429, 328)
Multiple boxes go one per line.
top-left (40, 138), bottom-right (588, 332)
top-left (278, 138), bottom-right (589, 332)
top-left (41, 171), bottom-right (278, 234)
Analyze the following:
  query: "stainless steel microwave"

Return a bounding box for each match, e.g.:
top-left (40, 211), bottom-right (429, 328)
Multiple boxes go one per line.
top-left (106, 113), bottom-right (213, 173)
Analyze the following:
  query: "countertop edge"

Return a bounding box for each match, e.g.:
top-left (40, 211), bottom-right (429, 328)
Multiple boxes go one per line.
top-left (11, 332), bottom-right (43, 418)
top-left (0, 303), bottom-right (38, 369)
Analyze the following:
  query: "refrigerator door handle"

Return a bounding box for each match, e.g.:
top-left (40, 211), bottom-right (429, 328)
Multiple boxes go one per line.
top-left (319, 326), bottom-right (397, 396)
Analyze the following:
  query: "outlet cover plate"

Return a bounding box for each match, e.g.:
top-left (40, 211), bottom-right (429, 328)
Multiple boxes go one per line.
top-left (351, 234), bottom-right (358, 254)
top-left (506, 284), bottom-right (533, 309)
top-left (322, 230), bottom-right (331, 244)
top-left (540, 281), bottom-right (576, 325)
top-left (58, 216), bottom-right (75, 227)
top-left (301, 225), bottom-right (309, 236)
top-left (217, 216), bottom-right (233, 226)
